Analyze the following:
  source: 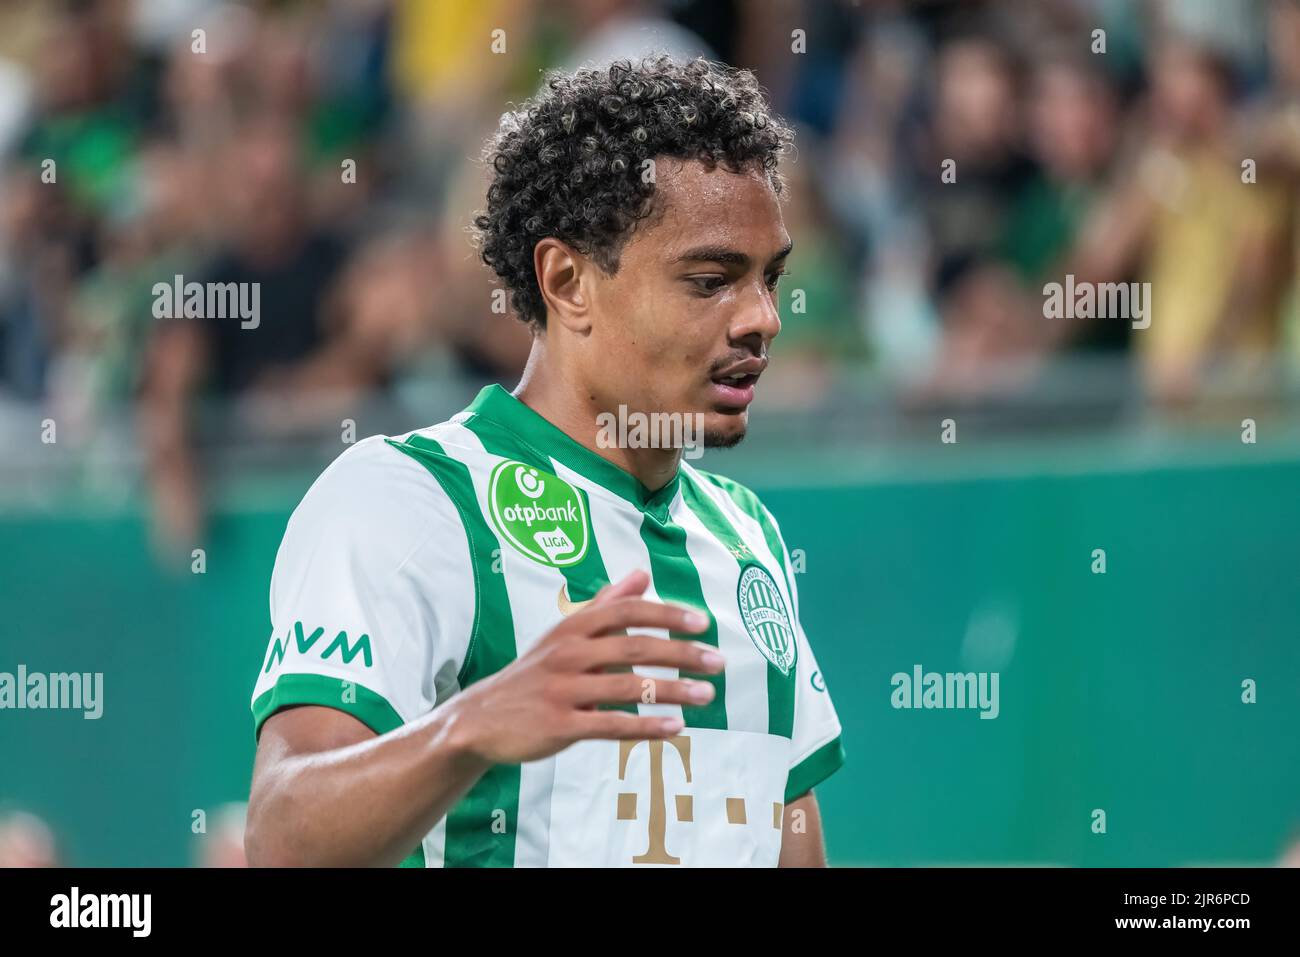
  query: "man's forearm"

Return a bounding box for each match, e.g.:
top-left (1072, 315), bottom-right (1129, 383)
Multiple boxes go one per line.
top-left (778, 792), bottom-right (828, 867)
top-left (245, 702), bottom-right (491, 867)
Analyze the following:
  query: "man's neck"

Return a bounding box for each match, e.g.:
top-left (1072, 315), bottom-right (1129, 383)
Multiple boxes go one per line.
top-left (513, 343), bottom-right (683, 493)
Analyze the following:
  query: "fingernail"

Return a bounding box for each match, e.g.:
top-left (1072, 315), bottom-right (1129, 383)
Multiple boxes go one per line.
top-left (661, 717), bottom-right (685, 734)
top-left (688, 681), bottom-right (715, 703)
top-left (700, 650), bottom-right (725, 670)
top-left (684, 610), bottom-right (709, 630)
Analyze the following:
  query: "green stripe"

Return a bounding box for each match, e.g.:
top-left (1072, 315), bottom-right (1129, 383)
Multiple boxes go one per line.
top-left (388, 434), bottom-right (520, 868)
top-left (250, 672), bottom-right (424, 867)
top-left (700, 471), bottom-right (797, 609)
top-left (786, 734), bottom-right (845, 803)
top-left (680, 475), bottom-right (795, 738)
top-left (639, 509), bottom-right (727, 730)
top-left (459, 415), bottom-right (635, 714)
top-left (696, 472), bottom-right (843, 797)
top-left (465, 384), bottom-right (681, 510)
top-left (252, 673), bottom-right (404, 737)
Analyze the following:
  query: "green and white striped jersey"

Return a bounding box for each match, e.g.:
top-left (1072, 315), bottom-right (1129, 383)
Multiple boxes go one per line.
top-left (251, 384), bottom-right (844, 867)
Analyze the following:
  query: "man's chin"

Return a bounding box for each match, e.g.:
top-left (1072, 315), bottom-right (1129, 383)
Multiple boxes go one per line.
top-left (702, 428), bottom-right (746, 449)
top-left (701, 410), bottom-right (748, 449)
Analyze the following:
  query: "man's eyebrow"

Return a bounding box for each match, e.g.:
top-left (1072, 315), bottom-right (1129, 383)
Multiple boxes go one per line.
top-left (672, 245), bottom-right (750, 267)
top-left (671, 241), bottom-right (794, 268)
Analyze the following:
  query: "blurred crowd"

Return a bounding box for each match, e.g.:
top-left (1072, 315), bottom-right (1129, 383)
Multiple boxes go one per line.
top-left (2, 0), bottom-right (1300, 550)
top-left (4, 797), bottom-right (1299, 867)
top-left (0, 804), bottom-right (249, 867)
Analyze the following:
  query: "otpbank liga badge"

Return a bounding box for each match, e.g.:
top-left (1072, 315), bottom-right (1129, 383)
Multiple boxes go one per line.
top-left (736, 564), bottom-right (797, 676)
top-left (488, 460), bottom-right (590, 567)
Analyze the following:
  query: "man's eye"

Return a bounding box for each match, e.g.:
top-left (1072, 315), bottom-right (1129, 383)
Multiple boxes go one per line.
top-left (689, 276), bottom-right (727, 294)
top-left (765, 270), bottom-right (787, 290)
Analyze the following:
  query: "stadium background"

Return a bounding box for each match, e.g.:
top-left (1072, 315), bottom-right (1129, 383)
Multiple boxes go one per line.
top-left (1, 0), bottom-right (1298, 866)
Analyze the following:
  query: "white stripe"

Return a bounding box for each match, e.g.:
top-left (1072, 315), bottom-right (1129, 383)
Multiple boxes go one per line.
top-left (550, 460), bottom-right (684, 723)
top-left (424, 422), bottom-right (566, 868)
top-left (685, 469), bottom-right (843, 763)
top-left (422, 818), bottom-right (446, 867)
top-left (395, 421), bottom-right (476, 868)
top-left (683, 470), bottom-right (796, 620)
top-left (669, 488), bottom-right (769, 734)
top-left (400, 422), bottom-right (484, 709)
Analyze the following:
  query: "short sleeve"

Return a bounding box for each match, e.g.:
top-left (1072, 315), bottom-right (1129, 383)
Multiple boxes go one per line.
top-left (250, 435), bottom-right (473, 739)
top-left (763, 504), bottom-right (845, 803)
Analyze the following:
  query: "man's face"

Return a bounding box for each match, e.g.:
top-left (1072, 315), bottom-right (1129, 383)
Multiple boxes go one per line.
top-left (582, 158), bottom-right (789, 448)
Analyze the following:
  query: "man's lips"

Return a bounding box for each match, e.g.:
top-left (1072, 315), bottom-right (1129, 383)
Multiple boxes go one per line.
top-left (712, 356), bottom-right (767, 380)
top-left (708, 357), bottom-right (766, 409)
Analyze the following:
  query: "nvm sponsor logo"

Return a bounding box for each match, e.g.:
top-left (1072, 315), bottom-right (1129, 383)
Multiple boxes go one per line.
top-left (263, 622), bottom-right (374, 673)
top-left (488, 460), bottom-right (590, 567)
top-left (736, 564), bottom-right (796, 676)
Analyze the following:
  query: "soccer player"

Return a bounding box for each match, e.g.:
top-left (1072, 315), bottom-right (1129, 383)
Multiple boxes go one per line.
top-left (246, 56), bottom-right (844, 867)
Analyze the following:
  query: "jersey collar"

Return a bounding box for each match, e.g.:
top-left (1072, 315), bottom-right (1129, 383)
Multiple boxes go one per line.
top-left (465, 384), bottom-right (682, 516)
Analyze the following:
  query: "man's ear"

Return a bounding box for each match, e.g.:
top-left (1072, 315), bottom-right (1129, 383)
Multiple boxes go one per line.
top-left (534, 238), bottom-right (593, 335)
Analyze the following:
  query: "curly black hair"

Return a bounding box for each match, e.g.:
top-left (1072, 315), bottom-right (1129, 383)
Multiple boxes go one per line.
top-left (472, 55), bottom-right (794, 328)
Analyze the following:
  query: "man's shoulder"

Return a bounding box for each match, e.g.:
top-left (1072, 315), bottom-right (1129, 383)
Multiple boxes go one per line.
top-left (283, 431), bottom-right (466, 560)
top-left (310, 409), bottom-right (484, 491)
top-left (683, 464), bottom-right (770, 521)
top-left (306, 432), bottom-right (436, 501)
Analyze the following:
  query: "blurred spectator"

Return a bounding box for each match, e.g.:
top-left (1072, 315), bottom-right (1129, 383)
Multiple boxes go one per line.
top-left (140, 117), bottom-right (351, 552)
top-left (922, 32), bottom-right (1032, 284)
top-left (561, 0), bottom-right (716, 70)
top-left (1075, 38), bottom-right (1290, 404)
top-left (1245, 0), bottom-right (1300, 368)
top-left (1007, 52), bottom-right (1121, 304)
top-left (0, 809), bottom-right (61, 868)
top-left (194, 801), bottom-right (247, 868)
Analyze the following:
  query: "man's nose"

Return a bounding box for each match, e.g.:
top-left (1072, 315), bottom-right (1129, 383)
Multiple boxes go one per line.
top-left (730, 281), bottom-right (782, 346)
